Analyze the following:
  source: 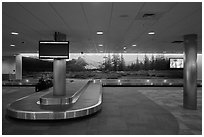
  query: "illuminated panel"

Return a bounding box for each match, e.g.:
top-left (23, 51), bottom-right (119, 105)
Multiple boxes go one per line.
top-left (11, 32), bottom-right (19, 35)
top-left (39, 41), bottom-right (69, 59)
top-left (97, 31), bottom-right (103, 35)
top-left (169, 58), bottom-right (184, 69)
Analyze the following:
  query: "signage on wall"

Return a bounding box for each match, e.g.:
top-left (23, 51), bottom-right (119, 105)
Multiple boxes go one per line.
top-left (169, 58), bottom-right (184, 69)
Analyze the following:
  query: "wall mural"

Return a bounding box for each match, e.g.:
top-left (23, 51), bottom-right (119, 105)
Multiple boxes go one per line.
top-left (22, 53), bottom-right (186, 79)
top-left (64, 53), bottom-right (183, 71)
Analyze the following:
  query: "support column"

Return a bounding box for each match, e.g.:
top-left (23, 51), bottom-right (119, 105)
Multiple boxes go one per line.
top-left (15, 54), bottom-right (22, 80)
top-left (183, 34), bottom-right (197, 110)
top-left (53, 32), bottom-right (67, 96)
top-left (53, 59), bottom-right (66, 96)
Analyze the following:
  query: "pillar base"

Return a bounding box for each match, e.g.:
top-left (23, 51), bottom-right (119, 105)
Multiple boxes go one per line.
top-left (40, 81), bottom-right (90, 105)
top-left (183, 104), bottom-right (197, 110)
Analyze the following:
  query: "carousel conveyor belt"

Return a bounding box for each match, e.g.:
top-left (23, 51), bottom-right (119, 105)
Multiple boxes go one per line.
top-left (6, 81), bottom-right (102, 120)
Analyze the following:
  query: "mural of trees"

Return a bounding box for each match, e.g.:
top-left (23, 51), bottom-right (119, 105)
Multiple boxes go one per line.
top-left (102, 54), bottom-right (126, 71)
top-left (128, 54), bottom-right (169, 71)
top-left (112, 54), bottom-right (120, 71)
top-left (118, 54), bottom-right (125, 71)
top-left (102, 54), bottom-right (111, 71)
top-left (101, 53), bottom-right (170, 71)
top-left (23, 53), bottom-right (170, 73)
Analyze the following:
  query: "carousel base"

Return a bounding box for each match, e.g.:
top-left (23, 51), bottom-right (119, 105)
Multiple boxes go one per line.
top-left (6, 81), bottom-right (102, 120)
top-left (39, 81), bottom-right (91, 105)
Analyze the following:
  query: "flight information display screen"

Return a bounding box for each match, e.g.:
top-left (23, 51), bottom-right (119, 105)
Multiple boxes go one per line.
top-left (39, 41), bottom-right (69, 59)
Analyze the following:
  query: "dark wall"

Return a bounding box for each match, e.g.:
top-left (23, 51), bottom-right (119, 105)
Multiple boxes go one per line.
top-left (22, 57), bottom-right (53, 72)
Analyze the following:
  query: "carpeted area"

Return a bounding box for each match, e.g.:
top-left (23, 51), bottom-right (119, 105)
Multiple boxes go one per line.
top-left (99, 87), bottom-right (179, 135)
top-left (137, 87), bottom-right (202, 135)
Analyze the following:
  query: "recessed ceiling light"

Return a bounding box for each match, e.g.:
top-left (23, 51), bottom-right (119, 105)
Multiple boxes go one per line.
top-left (132, 44), bottom-right (137, 47)
top-left (10, 44), bottom-right (15, 47)
top-left (97, 31), bottom-right (103, 35)
top-left (99, 44), bottom-right (103, 47)
top-left (148, 31), bottom-right (155, 35)
top-left (123, 47), bottom-right (126, 49)
top-left (11, 32), bottom-right (19, 35)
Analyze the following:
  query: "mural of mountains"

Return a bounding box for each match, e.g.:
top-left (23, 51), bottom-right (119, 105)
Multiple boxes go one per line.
top-left (79, 56), bottom-right (102, 69)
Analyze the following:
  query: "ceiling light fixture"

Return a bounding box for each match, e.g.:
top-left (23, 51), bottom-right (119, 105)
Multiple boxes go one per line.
top-left (132, 44), bottom-right (137, 47)
top-left (148, 31), bottom-right (155, 35)
top-left (11, 32), bottom-right (19, 35)
top-left (10, 44), bottom-right (15, 47)
top-left (99, 44), bottom-right (103, 47)
top-left (97, 31), bottom-right (103, 35)
top-left (123, 47), bottom-right (126, 49)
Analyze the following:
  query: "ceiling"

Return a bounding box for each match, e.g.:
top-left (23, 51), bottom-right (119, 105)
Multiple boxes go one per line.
top-left (2, 2), bottom-right (202, 56)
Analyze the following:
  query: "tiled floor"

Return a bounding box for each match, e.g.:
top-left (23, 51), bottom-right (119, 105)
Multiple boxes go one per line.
top-left (2, 86), bottom-right (201, 135)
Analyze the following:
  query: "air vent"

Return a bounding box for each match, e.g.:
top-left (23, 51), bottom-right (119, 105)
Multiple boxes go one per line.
top-left (171, 41), bottom-right (184, 44)
top-left (119, 14), bottom-right (129, 18)
top-left (143, 13), bottom-right (155, 18)
top-left (135, 12), bottom-right (164, 20)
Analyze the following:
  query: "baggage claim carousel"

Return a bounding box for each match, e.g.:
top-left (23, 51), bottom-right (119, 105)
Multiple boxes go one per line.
top-left (6, 79), bottom-right (102, 120)
top-left (5, 79), bottom-right (201, 120)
